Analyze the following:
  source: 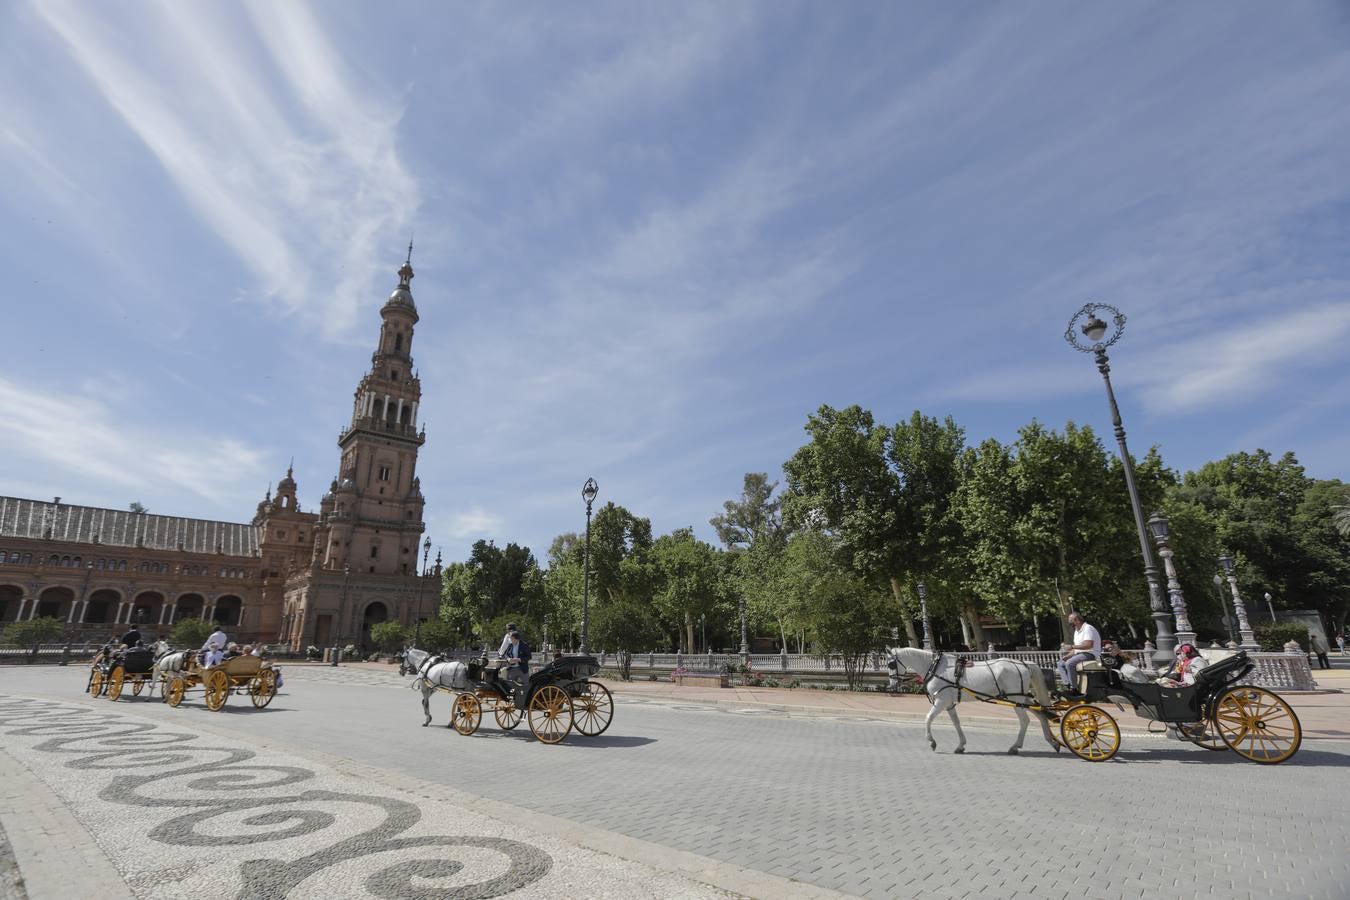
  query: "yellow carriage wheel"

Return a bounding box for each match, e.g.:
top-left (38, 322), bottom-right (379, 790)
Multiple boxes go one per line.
top-left (132, 677), bottom-right (145, 697)
top-left (1059, 704), bottom-right (1120, 762)
top-left (204, 670), bottom-right (231, 711)
top-left (166, 677), bottom-right (186, 708)
top-left (527, 684), bottom-right (573, 745)
top-left (572, 681), bottom-right (614, 737)
top-left (1213, 686), bottom-right (1301, 764)
top-left (494, 703), bottom-right (523, 731)
top-left (107, 666), bottom-right (125, 701)
top-left (452, 694), bottom-right (482, 735)
top-left (249, 669), bottom-right (276, 709)
top-left (1180, 721), bottom-right (1228, 751)
top-left (90, 669), bottom-right (104, 697)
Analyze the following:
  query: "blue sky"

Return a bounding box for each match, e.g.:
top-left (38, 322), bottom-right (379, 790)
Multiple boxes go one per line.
top-left (2, 2), bottom-right (1348, 563)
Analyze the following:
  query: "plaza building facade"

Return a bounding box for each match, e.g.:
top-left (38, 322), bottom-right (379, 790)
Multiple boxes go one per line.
top-left (0, 254), bottom-right (439, 651)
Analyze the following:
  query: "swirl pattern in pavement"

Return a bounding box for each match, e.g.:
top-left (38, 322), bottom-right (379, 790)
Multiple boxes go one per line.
top-left (0, 694), bottom-right (722, 899)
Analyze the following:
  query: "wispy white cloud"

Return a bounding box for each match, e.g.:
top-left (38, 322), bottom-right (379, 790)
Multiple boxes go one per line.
top-left (0, 375), bottom-right (269, 510)
top-left (440, 508), bottom-right (506, 542)
top-left (32, 0), bottom-right (417, 337)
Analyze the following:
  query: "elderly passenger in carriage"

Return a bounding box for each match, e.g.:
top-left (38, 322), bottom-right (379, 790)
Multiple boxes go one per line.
top-left (1156, 643), bottom-right (1207, 687)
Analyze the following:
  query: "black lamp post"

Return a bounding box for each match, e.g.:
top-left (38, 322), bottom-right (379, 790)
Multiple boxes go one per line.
top-left (333, 564), bottom-right (351, 666)
top-left (917, 580), bottom-right (934, 652)
top-left (414, 536), bottom-right (431, 647)
top-left (580, 477), bottom-right (598, 655)
top-left (1066, 303), bottom-right (1173, 664)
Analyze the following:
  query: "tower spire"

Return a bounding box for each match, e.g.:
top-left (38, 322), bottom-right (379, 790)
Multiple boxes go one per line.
top-left (397, 235), bottom-right (415, 288)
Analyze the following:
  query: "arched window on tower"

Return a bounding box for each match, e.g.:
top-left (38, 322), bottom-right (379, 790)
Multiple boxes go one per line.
top-left (394, 332), bottom-right (403, 352)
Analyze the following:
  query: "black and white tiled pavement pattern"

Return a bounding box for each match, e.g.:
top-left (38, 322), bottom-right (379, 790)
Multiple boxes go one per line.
top-left (0, 695), bottom-right (726, 899)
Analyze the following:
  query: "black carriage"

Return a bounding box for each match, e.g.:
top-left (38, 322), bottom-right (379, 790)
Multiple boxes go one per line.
top-left (87, 646), bottom-right (157, 701)
top-left (448, 653), bottom-right (613, 744)
top-left (1053, 650), bottom-right (1301, 764)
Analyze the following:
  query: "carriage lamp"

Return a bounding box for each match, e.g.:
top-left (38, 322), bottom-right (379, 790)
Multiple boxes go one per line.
top-left (1065, 302), bottom-right (1173, 664)
top-left (579, 477), bottom-right (599, 655)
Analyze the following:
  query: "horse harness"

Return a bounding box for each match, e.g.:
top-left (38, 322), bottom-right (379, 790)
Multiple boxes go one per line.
top-left (909, 653), bottom-right (1037, 708)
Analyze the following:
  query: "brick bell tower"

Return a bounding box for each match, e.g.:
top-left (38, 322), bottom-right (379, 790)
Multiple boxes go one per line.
top-left (314, 242), bottom-right (428, 576)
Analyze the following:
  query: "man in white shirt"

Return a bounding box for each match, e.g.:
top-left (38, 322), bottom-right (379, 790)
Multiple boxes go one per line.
top-left (1056, 611), bottom-right (1101, 692)
top-left (497, 622), bottom-right (518, 658)
top-left (201, 625), bottom-right (228, 668)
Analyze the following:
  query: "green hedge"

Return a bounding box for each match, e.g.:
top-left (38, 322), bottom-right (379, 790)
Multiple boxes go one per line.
top-left (1253, 623), bottom-right (1309, 652)
top-left (2, 617), bottom-right (64, 647)
top-left (168, 619), bottom-right (215, 648)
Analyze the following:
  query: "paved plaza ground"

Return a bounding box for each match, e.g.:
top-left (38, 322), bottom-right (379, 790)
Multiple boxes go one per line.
top-left (1, 662), bottom-right (1348, 899)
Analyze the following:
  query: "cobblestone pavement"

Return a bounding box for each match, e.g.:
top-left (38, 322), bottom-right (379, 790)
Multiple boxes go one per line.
top-left (0, 691), bottom-right (744, 900)
top-left (0, 819), bottom-right (24, 900)
top-left (4, 665), bottom-right (1349, 899)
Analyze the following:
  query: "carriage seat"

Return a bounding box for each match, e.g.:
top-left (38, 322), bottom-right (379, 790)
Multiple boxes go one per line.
top-left (1078, 660), bottom-right (1106, 672)
top-left (120, 648), bottom-right (157, 674)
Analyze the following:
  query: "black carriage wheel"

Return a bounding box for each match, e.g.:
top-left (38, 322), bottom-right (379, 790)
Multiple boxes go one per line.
top-left (572, 681), bottom-right (614, 736)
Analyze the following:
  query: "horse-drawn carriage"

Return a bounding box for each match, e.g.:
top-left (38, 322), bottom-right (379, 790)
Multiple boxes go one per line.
top-left (1049, 649), bottom-right (1300, 764)
top-left (889, 647), bottom-right (1302, 764)
top-left (87, 646), bottom-right (157, 701)
top-left (406, 649), bottom-right (613, 744)
top-left (164, 654), bottom-right (278, 711)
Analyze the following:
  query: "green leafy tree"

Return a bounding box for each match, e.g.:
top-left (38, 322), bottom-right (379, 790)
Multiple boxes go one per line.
top-left (168, 618), bottom-right (214, 648)
top-left (651, 527), bottom-right (723, 653)
top-left (369, 621), bottom-right (406, 652)
top-left (437, 541), bottom-right (543, 641)
top-left (783, 404), bottom-right (921, 645)
top-left (3, 616), bottom-right (63, 646)
top-left (712, 473), bottom-right (790, 650)
top-left (129, 501), bottom-right (149, 514)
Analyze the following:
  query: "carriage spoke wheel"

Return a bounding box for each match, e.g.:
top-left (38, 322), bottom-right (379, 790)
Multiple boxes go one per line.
top-left (90, 669), bottom-right (105, 697)
top-left (1214, 687), bottom-right (1301, 764)
top-left (166, 677), bottom-right (186, 708)
top-left (572, 681), bottom-right (613, 736)
top-left (527, 685), bottom-right (573, 744)
top-left (1181, 721), bottom-right (1228, 751)
top-left (494, 703), bottom-right (524, 731)
top-left (1059, 705), bottom-right (1120, 762)
top-left (452, 694), bottom-right (482, 735)
top-left (249, 670), bottom-right (276, 709)
top-left (107, 667), bottom-right (125, 701)
top-left (204, 670), bottom-right (231, 712)
top-left (132, 677), bottom-right (145, 697)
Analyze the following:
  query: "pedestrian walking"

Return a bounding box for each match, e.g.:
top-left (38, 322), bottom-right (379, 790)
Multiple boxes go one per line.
top-left (1310, 634), bottom-right (1331, 670)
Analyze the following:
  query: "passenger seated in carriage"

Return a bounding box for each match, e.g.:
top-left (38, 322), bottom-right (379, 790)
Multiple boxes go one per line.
top-left (1156, 643), bottom-right (1207, 687)
top-left (499, 629), bottom-right (532, 691)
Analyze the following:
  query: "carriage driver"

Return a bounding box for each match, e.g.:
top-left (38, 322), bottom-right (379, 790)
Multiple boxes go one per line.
top-left (201, 624), bottom-right (228, 668)
top-left (499, 629), bottom-right (532, 691)
top-left (1056, 610), bottom-right (1101, 693)
top-left (119, 624), bottom-right (144, 649)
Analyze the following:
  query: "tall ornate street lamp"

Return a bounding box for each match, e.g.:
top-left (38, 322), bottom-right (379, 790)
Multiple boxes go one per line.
top-left (1145, 513), bottom-right (1196, 647)
top-left (1066, 303), bottom-right (1173, 664)
top-left (1263, 591), bottom-right (1277, 624)
top-left (738, 594), bottom-right (749, 660)
top-left (1213, 574), bottom-right (1236, 645)
top-left (1218, 554), bottom-right (1259, 650)
top-left (414, 536), bottom-right (431, 647)
top-left (579, 477), bottom-right (598, 655)
top-left (333, 564), bottom-right (351, 666)
top-left (917, 580), bottom-right (934, 652)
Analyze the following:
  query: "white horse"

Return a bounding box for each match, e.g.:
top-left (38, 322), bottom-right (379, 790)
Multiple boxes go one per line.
top-left (401, 648), bottom-right (474, 726)
top-left (150, 640), bottom-right (193, 697)
top-left (887, 647), bottom-right (1060, 755)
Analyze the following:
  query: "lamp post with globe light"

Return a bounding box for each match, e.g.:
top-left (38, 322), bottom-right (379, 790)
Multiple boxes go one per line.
top-left (1218, 554), bottom-right (1259, 650)
top-left (580, 478), bottom-right (598, 655)
top-left (1213, 573), bottom-right (1236, 645)
top-left (1264, 591), bottom-right (1277, 624)
top-left (414, 536), bottom-right (431, 647)
top-left (1065, 303), bottom-right (1173, 664)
